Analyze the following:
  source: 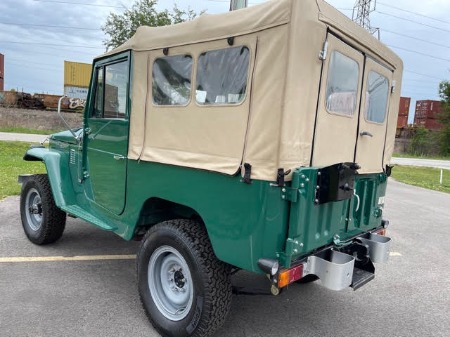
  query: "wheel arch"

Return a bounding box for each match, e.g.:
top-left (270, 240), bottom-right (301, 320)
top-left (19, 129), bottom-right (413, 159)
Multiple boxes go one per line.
top-left (21, 147), bottom-right (73, 208)
top-left (135, 197), bottom-right (205, 237)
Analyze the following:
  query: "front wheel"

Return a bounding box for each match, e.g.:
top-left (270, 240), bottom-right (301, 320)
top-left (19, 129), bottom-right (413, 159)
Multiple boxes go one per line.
top-left (20, 174), bottom-right (66, 245)
top-left (137, 219), bottom-right (232, 337)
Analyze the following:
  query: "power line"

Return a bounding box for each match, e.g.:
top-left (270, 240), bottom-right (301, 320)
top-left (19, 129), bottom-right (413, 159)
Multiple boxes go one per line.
top-left (8, 63), bottom-right (60, 73)
top-left (404, 70), bottom-right (446, 80)
top-left (31, 0), bottom-right (124, 9)
top-left (383, 29), bottom-right (450, 50)
top-left (7, 59), bottom-right (60, 68)
top-left (402, 79), bottom-right (441, 85)
top-left (0, 40), bottom-right (103, 49)
top-left (388, 45), bottom-right (450, 62)
top-left (376, 11), bottom-right (450, 33)
top-left (0, 21), bottom-right (99, 31)
top-left (377, 2), bottom-right (450, 25)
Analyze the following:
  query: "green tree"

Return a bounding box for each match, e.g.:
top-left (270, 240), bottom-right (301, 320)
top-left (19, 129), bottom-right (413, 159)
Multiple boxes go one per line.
top-left (438, 81), bottom-right (450, 155)
top-left (102, 0), bottom-right (200, 51)
top-left (410, 126), bottom-right (434, 156)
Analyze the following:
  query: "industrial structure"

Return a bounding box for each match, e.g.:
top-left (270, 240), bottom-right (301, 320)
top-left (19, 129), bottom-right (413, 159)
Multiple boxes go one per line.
top-left (397, 97), bottom-right (410, 129)
top-left (0, 53), bottom-right (4, 92)
top-left (352, 0), bottom-right (379, 39)
top-left (414, 100), bottom-right (443, 130)
top-left (63, 61), bottom-right (92, 99)
top-left (230, 0), bottom-right (248, 11)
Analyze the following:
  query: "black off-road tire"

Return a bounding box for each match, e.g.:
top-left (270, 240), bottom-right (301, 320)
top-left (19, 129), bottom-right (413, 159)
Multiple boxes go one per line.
top-left (137, 219), bottom-right (232, 337)
top-left (20, 174), bottom-right (66, 245)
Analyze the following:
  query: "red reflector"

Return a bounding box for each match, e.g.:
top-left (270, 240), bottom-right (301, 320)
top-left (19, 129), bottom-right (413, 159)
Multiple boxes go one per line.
top-left (375, 228), bottom-right (386, 236)
top-left (278, 264), bottom-right (304, 288)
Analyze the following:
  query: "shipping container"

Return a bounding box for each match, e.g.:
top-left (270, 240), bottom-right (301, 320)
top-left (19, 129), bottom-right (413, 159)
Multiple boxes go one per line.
top-left (398, 96), bottom-right (410, 116)
top-left (414, 100), bottom-right (442, 120)
top-left (396, 115), bottom-right (408, 129)
top-left (63, 61), bottom-right (92, 88)
top-left (414, 117), bottom-right (442, 131)
top-left (0, 90), bottom-right (18, 106)
top-left (0, 53), bottom-right (4, 92)
top-left (33, 93), bottom-right (63, 109)
top-left (64, 86), bottom-right (89, 99)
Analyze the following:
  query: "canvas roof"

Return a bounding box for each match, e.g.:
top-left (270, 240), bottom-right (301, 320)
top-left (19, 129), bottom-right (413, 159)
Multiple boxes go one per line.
top-left (98, 0), bottom-right (402, 181)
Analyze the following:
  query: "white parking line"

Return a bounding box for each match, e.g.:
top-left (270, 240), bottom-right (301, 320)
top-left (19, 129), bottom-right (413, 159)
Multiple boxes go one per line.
top-left (0, 254), bottom-right (136, 263)
top-left (389, 252), bottom-right (402, 256)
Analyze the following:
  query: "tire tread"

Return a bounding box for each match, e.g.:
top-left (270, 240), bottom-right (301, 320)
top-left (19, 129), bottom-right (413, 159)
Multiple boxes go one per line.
top-left (20, 174), bottom-right (66, 245)
top-left (137, 219), bottom-right (232, 337)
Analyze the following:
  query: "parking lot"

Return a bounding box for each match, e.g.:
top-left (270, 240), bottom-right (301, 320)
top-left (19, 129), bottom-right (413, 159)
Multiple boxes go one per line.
top-left (1, 180), bottom-right (449, 337)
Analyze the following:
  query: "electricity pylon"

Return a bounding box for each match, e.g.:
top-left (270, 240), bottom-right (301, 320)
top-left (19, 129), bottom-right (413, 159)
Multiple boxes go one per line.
top-left (230, 0), bottom-right (248, 11)
top-left (352, 0), bottom-right (380, 39)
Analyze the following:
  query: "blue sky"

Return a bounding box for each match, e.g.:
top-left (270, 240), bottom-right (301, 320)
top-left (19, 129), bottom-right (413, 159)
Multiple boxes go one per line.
top-left (1, 0), bottom-right (450, 121)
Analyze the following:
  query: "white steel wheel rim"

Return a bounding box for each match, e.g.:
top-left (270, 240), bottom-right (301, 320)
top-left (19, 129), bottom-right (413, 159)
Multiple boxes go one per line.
top-left (25, 188), bottom-right (43, 231)
top-left (148, 245), bottom-right (194, 321)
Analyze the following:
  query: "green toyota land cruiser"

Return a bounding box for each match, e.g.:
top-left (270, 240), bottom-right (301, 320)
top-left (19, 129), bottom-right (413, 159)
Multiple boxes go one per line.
top-left (19, 0), bottom-right (402, 336)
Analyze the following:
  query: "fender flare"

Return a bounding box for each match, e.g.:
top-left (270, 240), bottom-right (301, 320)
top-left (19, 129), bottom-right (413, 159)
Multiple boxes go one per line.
top-left (23, 147), bottom-right (72, 208)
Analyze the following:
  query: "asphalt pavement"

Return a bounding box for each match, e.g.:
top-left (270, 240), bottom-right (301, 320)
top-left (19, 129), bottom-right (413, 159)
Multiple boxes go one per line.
top-left (391, 157), bottom-right (450, 170)
top-left (0, 180), bottom-right (449, 337)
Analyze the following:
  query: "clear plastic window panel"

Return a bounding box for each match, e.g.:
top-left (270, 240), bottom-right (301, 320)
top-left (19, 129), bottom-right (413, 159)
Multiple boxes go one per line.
top-left (104, 61), bottom-right (129, 118)
top-left (153, 55), bottom-right (193, 106)
top-left (325, 51), bottom-right (359, 116)
top-left (365, 71), bottom-right (389, 123)
top-left (196, 46), bottom-right (250, 105)
top-left (92, 67), bottom-right (103, 118)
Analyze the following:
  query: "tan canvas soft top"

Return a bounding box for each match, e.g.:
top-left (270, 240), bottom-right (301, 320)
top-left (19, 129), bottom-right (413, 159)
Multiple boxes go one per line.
top-left (99, 0), bottom-right (402, 181)
top-left (103, 0), bottom-right (291, 55)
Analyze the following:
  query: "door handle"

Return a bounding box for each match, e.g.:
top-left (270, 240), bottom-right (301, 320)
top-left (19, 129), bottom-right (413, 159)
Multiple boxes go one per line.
top-left (359, 131), bottom-right (373, 137)
top-left (113, 154), bottom-right (126, 160)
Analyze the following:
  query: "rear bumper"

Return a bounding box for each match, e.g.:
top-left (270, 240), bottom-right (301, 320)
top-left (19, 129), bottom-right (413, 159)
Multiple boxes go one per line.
top-left (261, 224), bottom-right (391, 292)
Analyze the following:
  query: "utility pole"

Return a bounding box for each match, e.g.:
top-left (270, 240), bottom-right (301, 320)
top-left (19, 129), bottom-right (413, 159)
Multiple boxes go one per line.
top-left (230, 0), bottom-right (248, 11)
top-left (352, 0), bottom-right (380, 39)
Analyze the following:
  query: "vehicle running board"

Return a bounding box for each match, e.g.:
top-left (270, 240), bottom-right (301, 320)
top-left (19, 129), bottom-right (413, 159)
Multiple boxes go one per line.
top-left (61, 205), bottom-right (117, 231)
top-left (351, 267), bottom-right (375, 290)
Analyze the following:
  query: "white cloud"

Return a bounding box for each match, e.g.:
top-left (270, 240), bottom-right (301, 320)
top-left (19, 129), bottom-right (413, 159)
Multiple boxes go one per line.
top-left (1, 0), bottom-right (449, 121)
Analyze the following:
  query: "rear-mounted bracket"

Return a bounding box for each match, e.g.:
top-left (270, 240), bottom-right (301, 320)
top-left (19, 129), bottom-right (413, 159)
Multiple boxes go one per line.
top-left (359, 233), bottom-right (391, 263)
top-left (281, 187), bottom-right (298, 202)
top-left (305, 250), bottom-right (355, 291)
top-left (315, 162), bottom-right (360, 205)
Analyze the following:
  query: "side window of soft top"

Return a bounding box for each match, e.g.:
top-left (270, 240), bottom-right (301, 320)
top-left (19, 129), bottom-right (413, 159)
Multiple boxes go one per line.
top-left (92, 59), bottom-right (129, 119)
top-left (325, 51), bottom-right (360, 116)
top-left (196, 46), bottom-right (250, 105)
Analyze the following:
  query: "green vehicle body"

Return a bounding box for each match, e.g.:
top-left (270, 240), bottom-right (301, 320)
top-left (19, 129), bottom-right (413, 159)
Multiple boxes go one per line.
top-left (25, 131), bottom-right (387, 272)
top-left (21, 0), bottom-right (402, 300)
top-left (19, 1), bottom-right (404, 334)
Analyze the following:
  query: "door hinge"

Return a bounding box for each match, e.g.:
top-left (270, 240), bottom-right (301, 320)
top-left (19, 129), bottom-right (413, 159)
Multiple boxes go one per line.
top-left (319, 40), bottom-right (328, 60)
top-left (391, 80), bottom-right (396, 93)
top-left (281, 187), bottom-right (298, 202)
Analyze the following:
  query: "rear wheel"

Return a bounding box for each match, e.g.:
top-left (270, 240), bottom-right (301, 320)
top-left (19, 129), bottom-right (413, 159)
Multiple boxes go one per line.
top-left (20, 174), bottom-right (66, 245)
top-left (137, 219), bottom-right (232, 337)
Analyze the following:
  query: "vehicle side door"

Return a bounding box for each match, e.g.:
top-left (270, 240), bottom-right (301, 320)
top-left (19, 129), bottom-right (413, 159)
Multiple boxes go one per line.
top-left (84, 53), bottom-right (130, 214)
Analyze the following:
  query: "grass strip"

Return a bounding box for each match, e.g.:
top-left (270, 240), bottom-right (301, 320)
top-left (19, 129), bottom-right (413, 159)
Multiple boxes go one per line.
top-left (0, 127), bottom-right (59, 135)
top-left (0, 141), bottom-right (46, 199)
top-left (391, 165), bottom-right (450, 194)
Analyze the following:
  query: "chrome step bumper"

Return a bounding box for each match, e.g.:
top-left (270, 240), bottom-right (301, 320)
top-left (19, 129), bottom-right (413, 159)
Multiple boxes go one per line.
top-left (303, 233), bottom-right (391, 291)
